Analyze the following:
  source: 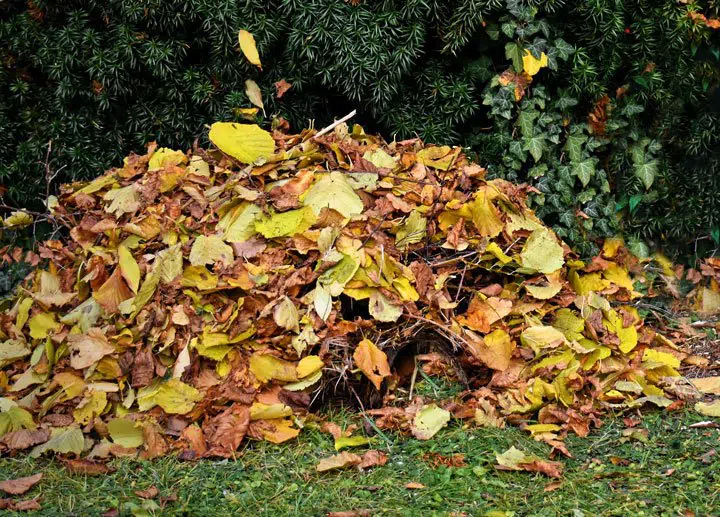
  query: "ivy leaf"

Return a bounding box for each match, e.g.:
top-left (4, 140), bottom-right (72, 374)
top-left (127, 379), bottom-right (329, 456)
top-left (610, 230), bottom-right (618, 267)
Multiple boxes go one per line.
top-left (634, 160), bottom-right (658, 190)
top-left (564, 134), bottom-right (586, 162)
top-left (572, 159), bottom-right (595, 187)
top-left (553, 38), bottom-right (574, 60)
top-left (504, 42), bottom-right (524, 72)
top-left (516, 109), bottom-right (538, 138)
top-left (523, 135), bottom-right (546, 162)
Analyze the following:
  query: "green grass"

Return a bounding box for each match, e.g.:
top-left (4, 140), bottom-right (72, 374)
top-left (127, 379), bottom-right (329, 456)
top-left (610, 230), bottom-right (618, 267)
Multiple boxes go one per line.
top-left (0, 410), bottom-right (718, 516)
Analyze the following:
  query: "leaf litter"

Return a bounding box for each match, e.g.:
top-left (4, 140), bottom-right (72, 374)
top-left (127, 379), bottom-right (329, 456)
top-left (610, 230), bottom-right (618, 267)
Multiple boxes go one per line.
top-left (0, 116), bottom-right (716, 479)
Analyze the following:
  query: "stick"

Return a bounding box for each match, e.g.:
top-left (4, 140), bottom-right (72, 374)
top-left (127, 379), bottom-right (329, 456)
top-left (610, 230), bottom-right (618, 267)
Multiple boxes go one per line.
top-left (312, 110), bottom-right (357, 139)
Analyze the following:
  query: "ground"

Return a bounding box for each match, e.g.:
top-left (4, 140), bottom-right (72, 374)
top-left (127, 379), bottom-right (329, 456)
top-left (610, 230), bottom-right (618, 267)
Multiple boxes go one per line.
top-left (0, 408), bottom-right (717, 516)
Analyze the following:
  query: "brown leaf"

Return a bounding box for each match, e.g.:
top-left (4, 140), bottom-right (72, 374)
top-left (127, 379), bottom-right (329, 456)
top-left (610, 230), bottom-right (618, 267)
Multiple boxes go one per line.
top-left (520, 460), bottom-right (563, 479)
top-left (544, 481), bottom-right (562, 492)
top-left (327, 511), bottom-right (371, 517)
top-left (352, 339), bottom-right (390, 390)
top-left (358, 450), bottom-right (388, 469)
top-left (0, 473), bottom-right (43, 495)
top-left (404, 482), bottom-right (425, 489)
top-left (63, 459), bottom-right (113, 476)
top-left (274, 79), bottom-right (292, 99)
top-left (316, 452), bottom-right (362, 472)
top-left (14, 498), bottom-right (42, 511)
top-left (204, 404), bottom-right (250, 458)
top-left (131, 348), bottom-right (155, 388)
top-left (2, 429), bottom-right (50, 450)
top-left (134, 485), bottom-right (159, 499)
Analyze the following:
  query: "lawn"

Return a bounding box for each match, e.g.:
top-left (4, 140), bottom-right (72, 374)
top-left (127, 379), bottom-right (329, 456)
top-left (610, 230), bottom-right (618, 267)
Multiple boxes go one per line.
top-left (0, 409), bottom-right (717, 516)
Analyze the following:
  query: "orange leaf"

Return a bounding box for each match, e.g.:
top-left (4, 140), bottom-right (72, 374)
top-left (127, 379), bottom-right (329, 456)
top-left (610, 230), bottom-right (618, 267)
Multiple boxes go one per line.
top-left (353, 339), bottom-right (390, 390)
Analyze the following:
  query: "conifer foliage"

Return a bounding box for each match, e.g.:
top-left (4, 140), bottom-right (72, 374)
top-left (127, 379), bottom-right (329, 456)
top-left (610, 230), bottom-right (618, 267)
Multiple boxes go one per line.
top-left (1, 0), bottom-right (719, 256)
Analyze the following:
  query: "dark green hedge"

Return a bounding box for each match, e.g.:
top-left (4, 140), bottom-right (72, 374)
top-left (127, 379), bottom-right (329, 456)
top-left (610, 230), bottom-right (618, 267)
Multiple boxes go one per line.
top-left (1, 0), bottom-right (719, 257)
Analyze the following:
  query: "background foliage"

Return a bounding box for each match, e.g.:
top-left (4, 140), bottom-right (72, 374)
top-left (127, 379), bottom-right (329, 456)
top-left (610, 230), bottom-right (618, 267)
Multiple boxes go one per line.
top-left (1, 0), bottom-right (719, 257)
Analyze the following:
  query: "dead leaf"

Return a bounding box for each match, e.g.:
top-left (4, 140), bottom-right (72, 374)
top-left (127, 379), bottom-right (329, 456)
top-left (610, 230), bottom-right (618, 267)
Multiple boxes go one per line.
top-left (134, 485), bottom-right (159, 499)
top-left (0, 473), bottom-right (42, 495)
top-left (316, 452), bottom-right (362, 472)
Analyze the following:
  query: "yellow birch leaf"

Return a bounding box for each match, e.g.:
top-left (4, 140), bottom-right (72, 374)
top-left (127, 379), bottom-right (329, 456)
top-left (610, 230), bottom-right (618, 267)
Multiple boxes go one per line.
top-left (118, 245), bottom-right (141, 293)
top-left (302, 172), bottom-right (364, 218)
top-left (148, 148), bottom-right (187, 171)
top-left (520, 228), bottom-right (564, 274)
top-left (255, 206), bottom-right (317, 238)
top-left (250, 402), bottom-right (292, 420)
top-left (485, 242), bottom-right (513, 264)
top-left (189, 235), bottom-right (234, 267)
top-left (94, 268), bottom-right (133, 314)
top-left (249, 354), bottom-right (298, 383)
top-left (107, 418), bottom-right (145, 448)
top-left (353, 339), bottom-right (390, 390)
top-left (72, 391), bottom-right (107, 425)
top-left (208, 122), bottom-right (275, 164)
top-left (16, 297), bottom-right (34, 330)
top-left (258, 418), bottom-right (300, 444)
top-left (28, 312), bottom-right (60, 340)
top-left (470, 329), bottom-right (515, 371)
top-left (411, 404), bottom-right (451, 440)
top-left (238, 29), bottom-right (262, 69)
top-left (368, 289), bottom-right (403, 322)
top-left (334, 435), bottom-right (371, 451)
top-left (274, 296), bottom-right (300, 333)
top-left (642, 349), bottom-right (680, 369)
top-left (695, 400), bottom-right (720, 417)
top-left (520, 325), bottom-right (567, 354)
top-left (316, 451), bottom-right (362, 472)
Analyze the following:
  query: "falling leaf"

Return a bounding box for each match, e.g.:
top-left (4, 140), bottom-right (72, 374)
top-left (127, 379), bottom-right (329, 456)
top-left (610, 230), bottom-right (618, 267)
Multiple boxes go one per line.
top-left (208, 122), bottom-right (275, 164)
top-left (412, 404), bottom-right (451, 440)
top-left (238, 30), bottom-right (261, 69)
top-left (0, 473), bottom-right (42, 495)
top-left (275, 79), bottom-right (292, 98)
top-left (245, 79), bottom-right (264, 112)
top-left (353, 339), bottom-right (390, 390)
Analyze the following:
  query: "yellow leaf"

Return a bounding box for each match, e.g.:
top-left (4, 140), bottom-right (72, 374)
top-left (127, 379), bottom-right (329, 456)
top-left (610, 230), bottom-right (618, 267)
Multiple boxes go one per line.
top-left (604, 310), bottom-right (638, 354)
top-left (28, 312), bottom-right (60, 340)
top-left (469, 329), bottom-right (515, 371)
top-left (189, 235), bottom-right (234, 267)
top-left (137, 379), bottom-right (202, 415)
top-left (297, 355), bottom-right (324, 378)
top-left (525, 274), bottom-right (563, 300)
top-left (695, 400), bottom-right (720, 417)
top-left (249, 353), bottom-right (298, 383)
top-left (363, 148), bottom-right (397, 169)
top-left (2, 211), bottom-right (33, 228)
top-left (691, 376), bottom-right (720, 395)
top-left (250, 402), bottom-right (292, 420)
top-left (118, 245), bottom-right (141, 293)
top-left (520, 228), bottom-right (564, 274)
top-left (522, 50), bottom-right (548, 76)
top-left (107, 418), bottom-right (145, 448)
top-left (181, 265), bottom-right (219, 290)
top-left (334, 435), bottom-right (370, 451)
top-left (245, 79), bottom-right (264, 112)
top-left (54, 372), bottom-right (86, 400)
top-left (603, 264), bottom-right (634, 292)
top-left (353, 339), bottom-right (390, 390)
top-left (208, 122), bottom-right (275, 164)
top-left (642, 349), bottom-right (680, 369)
top-left (464, 188), bottom-right (504, 237)
top-left (219, 202), bottom-right (262, 243)
top-left (485, 242), bottom-right (513, 264)
top-left (274, 296), bottom-right (299, 333)
top-left (395, 210), bottom-right (427, 250)
top-left (520, 325), bottom-right (568, 354)
top-left (411, 404), bottom-right (451, 440)
top-left (283, 369), bottom-right (322, 391)
top-left (602, 237), bottom-right (624, 258)
top-left (255, 206), bottom-right (317, 239)
top-left (257, 418), bottom-right (300, 444)
top-left (416, 146), bottom-right (460, 170)
top-left (569, 271), bottom-right (610, 296)
top-left (103, 185), bottom-right (140, 217)
top-left (15, 297), bottom-right (33, 330)
top-left (148, 148), bottom-right (187, 171)
top-left (72, 391), bottom-right (107, 425)
top-left (302, 172), bottom-right (364, 218)
top-left (238, 29), bottom-right (262, 69)
top-left (368, 289), bottom-right (403, 322)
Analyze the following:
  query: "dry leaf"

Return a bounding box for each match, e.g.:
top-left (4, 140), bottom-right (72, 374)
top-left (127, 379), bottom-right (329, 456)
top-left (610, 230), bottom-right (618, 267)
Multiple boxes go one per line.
top-left (0, 473), bottom-right (42, 495)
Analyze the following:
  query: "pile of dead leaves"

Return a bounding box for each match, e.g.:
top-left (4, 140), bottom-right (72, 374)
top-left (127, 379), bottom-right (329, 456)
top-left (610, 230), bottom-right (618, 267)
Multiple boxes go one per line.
top-left (0, 118), bottom-right (712, 466)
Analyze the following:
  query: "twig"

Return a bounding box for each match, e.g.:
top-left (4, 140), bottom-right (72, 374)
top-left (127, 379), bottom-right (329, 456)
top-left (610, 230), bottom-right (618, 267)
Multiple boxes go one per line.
top-left (312, 110), bottom-right (357, 140)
